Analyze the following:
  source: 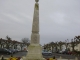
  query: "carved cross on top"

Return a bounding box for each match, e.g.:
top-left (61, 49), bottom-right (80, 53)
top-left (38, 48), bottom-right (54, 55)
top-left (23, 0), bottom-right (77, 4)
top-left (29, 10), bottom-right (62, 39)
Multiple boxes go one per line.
top-left (35, 0), bottom-right (39, 2)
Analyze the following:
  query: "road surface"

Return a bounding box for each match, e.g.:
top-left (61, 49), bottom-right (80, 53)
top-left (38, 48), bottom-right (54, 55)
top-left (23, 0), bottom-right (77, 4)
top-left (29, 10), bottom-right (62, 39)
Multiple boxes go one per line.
top-left (0, 52), bottom-right (80, 60)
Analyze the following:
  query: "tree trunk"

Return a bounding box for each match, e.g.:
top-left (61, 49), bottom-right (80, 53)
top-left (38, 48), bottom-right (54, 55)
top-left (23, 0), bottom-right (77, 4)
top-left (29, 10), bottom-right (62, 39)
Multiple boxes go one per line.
top-left (72, 46), bottom-right (74, 51)
top-left (52, 46), bottom-right (53, 53)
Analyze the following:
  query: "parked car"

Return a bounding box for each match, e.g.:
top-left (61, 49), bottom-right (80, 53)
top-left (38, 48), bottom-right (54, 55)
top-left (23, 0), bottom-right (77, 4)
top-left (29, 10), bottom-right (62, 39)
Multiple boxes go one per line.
top-left (0, 48), bottom-right (12, 55)
top-left (68, 51), bottom-right (72, 55)
top-left (15, 49), bottom-right (19, 52)
top-left (62, 51), bottom-right (69, 54)
top-left (42, 51), bottom-right (52, 56)
top-left (8, 49), bottom-right (16, 53)
top-left (59, 51), bottom-right (63, 54)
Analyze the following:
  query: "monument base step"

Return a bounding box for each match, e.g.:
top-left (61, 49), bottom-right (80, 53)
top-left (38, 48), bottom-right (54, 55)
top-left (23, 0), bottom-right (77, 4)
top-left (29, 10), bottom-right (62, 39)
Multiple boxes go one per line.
top-left (23, 44), bottom-right (45, 60)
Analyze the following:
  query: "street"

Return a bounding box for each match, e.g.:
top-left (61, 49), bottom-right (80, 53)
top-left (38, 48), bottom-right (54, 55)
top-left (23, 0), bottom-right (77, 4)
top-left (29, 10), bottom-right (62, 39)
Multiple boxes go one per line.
top-left (0, 52), bottom-right (27, 58)
top-left (0, 52), bottom-right (80, 60)
top-left (51, 53), bottom-right (80, 59)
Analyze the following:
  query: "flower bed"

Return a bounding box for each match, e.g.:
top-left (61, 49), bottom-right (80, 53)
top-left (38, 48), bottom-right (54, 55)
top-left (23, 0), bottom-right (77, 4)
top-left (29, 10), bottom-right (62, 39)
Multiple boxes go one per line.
top-left (0, 57), bottom-right (21, 60)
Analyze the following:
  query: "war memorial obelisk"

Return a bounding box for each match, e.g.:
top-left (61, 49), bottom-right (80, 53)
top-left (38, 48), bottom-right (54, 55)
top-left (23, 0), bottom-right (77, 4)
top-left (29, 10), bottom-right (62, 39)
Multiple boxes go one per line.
top-left (24, 0), bottom-right (45, 60)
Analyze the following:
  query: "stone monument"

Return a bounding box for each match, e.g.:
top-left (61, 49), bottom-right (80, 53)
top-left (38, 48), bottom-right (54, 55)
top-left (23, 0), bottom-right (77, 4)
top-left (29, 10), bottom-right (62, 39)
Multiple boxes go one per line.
top-left (23, 0), bottom-right (45, 60)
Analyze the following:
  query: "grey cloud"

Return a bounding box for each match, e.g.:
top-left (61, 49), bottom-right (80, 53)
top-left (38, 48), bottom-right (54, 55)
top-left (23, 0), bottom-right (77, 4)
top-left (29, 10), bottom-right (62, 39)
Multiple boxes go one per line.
top-left (0, 0), bottom-right (80, 45)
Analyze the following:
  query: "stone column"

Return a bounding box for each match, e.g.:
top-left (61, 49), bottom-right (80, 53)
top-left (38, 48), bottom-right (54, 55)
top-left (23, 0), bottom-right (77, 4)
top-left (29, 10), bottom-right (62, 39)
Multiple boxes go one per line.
top-left (23, 0), bottom-right (45, 60)
top-left (31, 0), bottom-right (39, 45)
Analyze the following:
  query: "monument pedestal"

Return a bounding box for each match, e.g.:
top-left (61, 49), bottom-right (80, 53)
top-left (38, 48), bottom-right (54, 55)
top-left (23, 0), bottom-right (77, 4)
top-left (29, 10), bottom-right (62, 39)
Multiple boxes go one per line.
top-left (23, 44), bottom-right (45, 60)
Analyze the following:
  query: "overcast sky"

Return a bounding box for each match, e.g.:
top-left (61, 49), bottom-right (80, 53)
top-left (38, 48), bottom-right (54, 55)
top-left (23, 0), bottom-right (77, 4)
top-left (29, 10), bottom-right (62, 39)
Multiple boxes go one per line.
top-left (0, 0), bottom-right (80, 45)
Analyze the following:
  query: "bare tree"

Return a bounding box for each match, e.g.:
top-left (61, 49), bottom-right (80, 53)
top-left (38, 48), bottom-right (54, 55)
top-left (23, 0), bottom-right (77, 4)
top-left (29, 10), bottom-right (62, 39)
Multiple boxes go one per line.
top-left (58, 41), bottom-right (64, 51)
top-left (6, 35), bottom-right (11, 40)
top-left (70, 38), bottom-right (77, 51)
top-left (6, 35), bottom-right (12, 49)
top-left (0, 38), bottom-right (3, 48)
top-left (75, 36), bottom-right (80, 42)
top-left (65, 39), bottom-right (69, 50)
top-left (49, 42), bottom-right (54, 53)
top-left (21, 38), bottom-right (30, 47)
